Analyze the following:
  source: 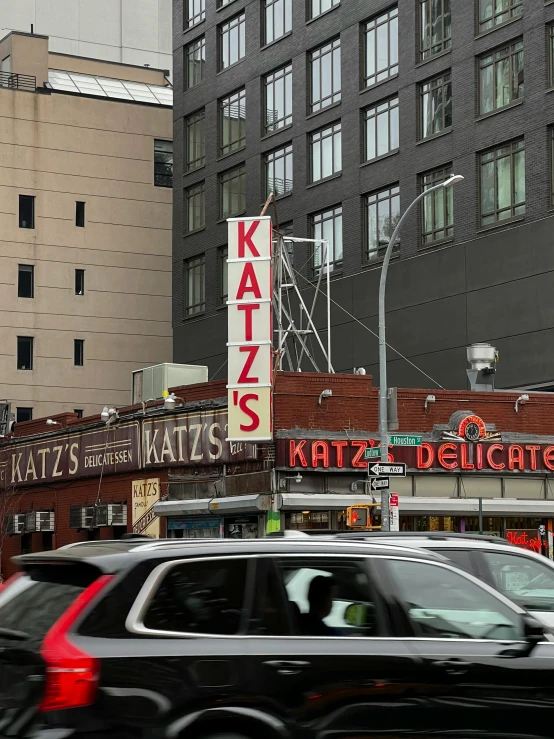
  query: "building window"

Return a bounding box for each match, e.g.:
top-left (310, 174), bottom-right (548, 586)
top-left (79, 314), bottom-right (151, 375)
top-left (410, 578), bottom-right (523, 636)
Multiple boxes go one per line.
top-left (310, 0), bottom-right (340, 20)
top-left (263, 0), bottom-right (292, 45)
top-left (74, 339), bottom-right (84, 366)
top-left (218, 0), bottom-right (234, 5)
top-left (185, 36), bottom-right (205, 90)
top-left (219, 246), bottom-right (228, 304)
top-left (17, 264), bottom-right (34, 298)
top-left (420, 167), bottom-right (454, 246)
top-left (420, 72), bottom-right (452, 139)
top-left (185, 182), bottom-right (205, 233)
top-left (264, 64), bottom-right (292, 133)
top-left (16, 407), bottom-right (33, 423)
top-left (74, 409), bottom-right (84, 419)
top-left (75, 201), bottom-right (85, 227)
top-left (219, 13), bottom-right (246, 71)
top-left (184, 255), bottom-right (205, 316)
top-left (154, 140), bottom-right (173, 187)
top-left (265, 144), bottom-right (293, 197)
top-left (419, 0), bottom-right (451, 60)
top-left (364, 8), bottom-right (398, 89)
top-left (220, 88), bottom-right (246, 155)
top-left (479, 40), bottom-right (523, 115)
top-left (310, 122), bottom-right (341, 183)
top-left (311, 205), bottom-right (342, 274)
top-left (478, 0), bottom-right (521, 34)
top-left (364, 97), bottom-right (399, 162)
top-left (309, 38), bottom-right (341, 114)
top-left (75, 269), bottom-right (85, 295)
top-left (185, 0), bottom-right (205, 28)
top-left (17, 336), bottom-right (33, 370)
top-left (365, 185), bottom-right (400, 262)
top-left (550, 129), bottom-right (554, 207)
top-left (186, 110), bottom-right (205, 171)
top-left (220, 164), bottom-right (246, 219)
top-left (479, 139), bottom-right (525, 227)
top-left (19, 195), bottom-right (34, 229)
top-left (549, 25), bottom-right (554, 88)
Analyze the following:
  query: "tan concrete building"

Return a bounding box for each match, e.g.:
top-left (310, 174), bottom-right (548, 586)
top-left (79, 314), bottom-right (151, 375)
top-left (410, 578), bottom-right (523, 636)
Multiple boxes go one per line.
top-left (0, 31), bottom-right (173, 422)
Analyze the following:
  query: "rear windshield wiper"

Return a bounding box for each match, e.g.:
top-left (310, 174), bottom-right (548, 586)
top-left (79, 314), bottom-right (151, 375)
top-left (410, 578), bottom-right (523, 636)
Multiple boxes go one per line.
top-left (0, 627), bottom-right (30, 641)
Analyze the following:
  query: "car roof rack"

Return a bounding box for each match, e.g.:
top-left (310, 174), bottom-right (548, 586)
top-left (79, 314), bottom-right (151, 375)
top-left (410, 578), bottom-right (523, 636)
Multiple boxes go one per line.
top-left (334, 531), bottom-right (510, 544)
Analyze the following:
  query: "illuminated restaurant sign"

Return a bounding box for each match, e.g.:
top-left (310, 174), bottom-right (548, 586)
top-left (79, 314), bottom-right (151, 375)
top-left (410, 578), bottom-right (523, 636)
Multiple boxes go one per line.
top-left (276, 439), bottom-right (554, 473)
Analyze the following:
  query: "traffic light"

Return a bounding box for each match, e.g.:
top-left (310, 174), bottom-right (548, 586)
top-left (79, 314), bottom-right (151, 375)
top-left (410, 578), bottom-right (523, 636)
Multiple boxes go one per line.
top-left (347, 505), bottom-right (370, 527)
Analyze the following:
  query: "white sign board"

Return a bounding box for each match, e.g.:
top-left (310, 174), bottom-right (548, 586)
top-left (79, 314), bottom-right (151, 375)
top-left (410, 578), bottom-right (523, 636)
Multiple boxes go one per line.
top-left (389, 493), bottom-right (399, 532)
top-left (227, 217), bottom-right (273, 442)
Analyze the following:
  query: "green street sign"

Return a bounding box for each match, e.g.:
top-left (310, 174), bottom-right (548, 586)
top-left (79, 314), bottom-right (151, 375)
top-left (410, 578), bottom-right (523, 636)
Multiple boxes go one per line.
top-left (389, 435), bottom-right (423, 447)
top-left (364, 447), bottom-right (381, 459)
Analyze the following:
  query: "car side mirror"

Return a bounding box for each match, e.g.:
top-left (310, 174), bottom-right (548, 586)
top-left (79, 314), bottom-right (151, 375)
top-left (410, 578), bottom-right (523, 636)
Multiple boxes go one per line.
top-left (522, 614), bottom-right (545, 655)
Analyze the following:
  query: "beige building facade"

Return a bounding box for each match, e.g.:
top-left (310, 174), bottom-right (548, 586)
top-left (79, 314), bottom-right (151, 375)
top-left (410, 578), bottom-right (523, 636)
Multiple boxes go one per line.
top-left (0, 31), bottom-right (173, 422)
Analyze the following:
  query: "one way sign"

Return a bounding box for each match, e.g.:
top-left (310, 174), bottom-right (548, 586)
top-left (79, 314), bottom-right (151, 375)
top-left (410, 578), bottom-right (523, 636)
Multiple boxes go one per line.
top-left (367, 462), bottom-right (406, 477)
top-left (370, 477), bottom-right (389, 491)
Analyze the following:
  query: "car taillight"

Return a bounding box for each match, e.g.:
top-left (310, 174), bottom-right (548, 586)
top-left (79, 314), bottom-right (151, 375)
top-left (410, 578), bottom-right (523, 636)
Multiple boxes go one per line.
top-left (39, 574), bottom-right (115, 712)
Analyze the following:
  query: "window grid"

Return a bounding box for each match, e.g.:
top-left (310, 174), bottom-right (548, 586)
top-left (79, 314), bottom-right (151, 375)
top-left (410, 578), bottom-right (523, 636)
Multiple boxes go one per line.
top-left (478, 0), bottom-right (522, 34)
top-left (309, 38), bottom-right (341, 113)
top-left (75, 269), bottom-right (85, 295)
top-left (264, 64), bottom-right (292, 133)
top-left (311, 205), bottom-right (343, 274)
top-left (364, 97), bottom-right (399, 162)
top-left (19, 195), bottom-right (34, 229)
top-left (185, 182), bottom-right (205, 233)
top-left (420, 167), bottom-right (454, 246)
top-left (364, 8), bottom-right (398, 88)
top-left (16, 408), bottom-right (33, 423)
top-left (265, 144), bottom-right (293, 197)
top-left (219, 13), bottom-right (246, 71)
top-left (218, 0), bottom-right (234, 6)
top-left (310, 122), bottom-right (341, 183)
top-left (154, 140), bottom-right (173, 188)
top-left (310, 0), bottom-right (340, 21)
top-left (365, 185), bottom-right (400, 262)
top-left (263, 0), bottom-right (292, 45)
top-left (186, 110), bottom-right (205, 172)
top-left (184, 256), bottom-right (206, 317)
top-left (76, 201), bottom-right (85, 227)
top-left (219, 246), bottom-right (228, 304)
top-left (549, 25), bottom-right (554, 88)
top-left (420, 72), bottom-right (452, 139)
top-left (220, 164), bottom-right (246, 219)
top-left (479, 40), bottom-right (523, 115)
top-left (185, 37), bottom-right (205, 90)
top-left (419, 0), bottom-right (451, 60)
top-left (186, 0), bottom-right (205, 28)
top-left (479, 139), bottom-right (525, 227)
top-left (74, 339), bottom-right (84, 367)
top-left (220, 88), bottom-right (246, 156)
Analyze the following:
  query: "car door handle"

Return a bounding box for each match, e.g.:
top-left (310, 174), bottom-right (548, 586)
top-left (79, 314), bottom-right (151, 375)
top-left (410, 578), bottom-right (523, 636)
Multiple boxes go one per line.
top-left (263, 660), bottom-right (311, 675)
top-left (432, 658), bottom-right (473, 676)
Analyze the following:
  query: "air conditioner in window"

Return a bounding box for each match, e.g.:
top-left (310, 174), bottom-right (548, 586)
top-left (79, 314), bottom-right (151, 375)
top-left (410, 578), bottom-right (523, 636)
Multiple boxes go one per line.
top-left (95, 505), bottom-right (108, 528)
top-left (25, 511), bottom-right (37, 532)
top-left (12, 514), bottom-right (26, 534)
top-left (81, 506), bottom-right (95, 529)
top-left (36, 511), bottom-right (55, 532)
top-left (107, 503), bottom-right (127, 526)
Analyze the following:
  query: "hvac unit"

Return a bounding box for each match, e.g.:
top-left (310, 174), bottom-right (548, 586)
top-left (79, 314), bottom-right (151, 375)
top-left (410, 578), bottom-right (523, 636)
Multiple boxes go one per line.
top-left (132, 363), bottom-right (208, 404)
top-left (95, 505), bottom-right (108, 528)
top-left (25, 512), bottom-right (37, 532)
top-left (12, 514), bottom-right (26, 534)
top-left (70, 505), bottom-right (96, 529)
top-left (106, 503), bottom-right (127, 526)
top-left (36, 511), bottom-right (55, 532)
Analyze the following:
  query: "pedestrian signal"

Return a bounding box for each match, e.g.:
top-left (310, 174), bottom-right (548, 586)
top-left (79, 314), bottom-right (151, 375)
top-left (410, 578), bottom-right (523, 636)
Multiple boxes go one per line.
top-left (347, 505), bottom-right (370, 528)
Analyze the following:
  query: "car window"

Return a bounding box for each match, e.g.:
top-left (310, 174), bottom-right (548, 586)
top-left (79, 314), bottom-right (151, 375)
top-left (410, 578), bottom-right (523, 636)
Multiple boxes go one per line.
top-left (432, 548), bottom-right (474, 575)
top-left (482, 550), bottom-right (554, 612)
top-left (277, 558), bottom-right (382, 637)
top-left (248, 559), bottom-right (292, 636)
top-left (143, 558), bottom-right (248, 635)
top-left (387, 559), bottom-right (523, 641)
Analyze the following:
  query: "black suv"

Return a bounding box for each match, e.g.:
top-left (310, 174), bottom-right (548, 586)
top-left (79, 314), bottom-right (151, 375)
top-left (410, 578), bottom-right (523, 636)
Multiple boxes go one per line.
top-left (2, 537), bottom-right (554, 739)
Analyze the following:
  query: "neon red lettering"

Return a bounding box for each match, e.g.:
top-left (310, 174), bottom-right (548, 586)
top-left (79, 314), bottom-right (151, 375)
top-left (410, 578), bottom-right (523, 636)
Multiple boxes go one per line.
top-left (289, 440), bottom-right (308, 467)
top-left (312, 441), bottom-right (329, 468)
top-left (437, 443), bottom-right (458, 470)
top-left (331, 440), bottom-right (348, 468)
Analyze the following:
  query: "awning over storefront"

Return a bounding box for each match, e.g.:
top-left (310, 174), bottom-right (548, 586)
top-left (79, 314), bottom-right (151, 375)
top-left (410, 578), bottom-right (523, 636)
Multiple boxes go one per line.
top-left (154, 494), bottom-right (272, 517)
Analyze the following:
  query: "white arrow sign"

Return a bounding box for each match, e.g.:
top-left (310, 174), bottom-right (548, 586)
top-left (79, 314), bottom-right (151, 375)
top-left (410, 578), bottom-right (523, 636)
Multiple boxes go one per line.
top-left (367, 463), bottom-right (406, 477)
top-left (370, 477), bottom-right (389, 491)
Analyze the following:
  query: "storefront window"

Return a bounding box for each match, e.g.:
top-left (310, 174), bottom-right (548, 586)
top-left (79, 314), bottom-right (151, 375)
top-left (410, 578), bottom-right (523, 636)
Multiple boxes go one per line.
top-left (286, 511), bottom-right (329, 530)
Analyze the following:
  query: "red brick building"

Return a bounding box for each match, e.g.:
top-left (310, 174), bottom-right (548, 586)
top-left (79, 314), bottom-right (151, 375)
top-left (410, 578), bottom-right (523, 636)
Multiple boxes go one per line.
top-left (3, 371), bottom-right (554, 575)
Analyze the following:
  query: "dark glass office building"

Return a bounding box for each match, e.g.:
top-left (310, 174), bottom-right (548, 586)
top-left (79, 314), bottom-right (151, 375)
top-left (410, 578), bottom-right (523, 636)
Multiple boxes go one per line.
top-left (173, 0), bottom-right (554, 391)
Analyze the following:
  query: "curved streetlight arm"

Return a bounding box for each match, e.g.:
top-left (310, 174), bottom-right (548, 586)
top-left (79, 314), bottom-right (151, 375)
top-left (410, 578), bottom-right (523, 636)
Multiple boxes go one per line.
top-left (378, 177), bottom-right (463, 530)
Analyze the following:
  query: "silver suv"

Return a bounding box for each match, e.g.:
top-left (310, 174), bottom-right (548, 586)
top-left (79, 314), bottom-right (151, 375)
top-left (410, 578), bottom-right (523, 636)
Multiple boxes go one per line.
top-left (334, 531), bottom-right (554, 629)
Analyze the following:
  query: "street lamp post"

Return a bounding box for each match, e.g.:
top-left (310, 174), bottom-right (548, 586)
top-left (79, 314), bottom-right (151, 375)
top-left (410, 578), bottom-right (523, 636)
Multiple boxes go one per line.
top-left (378, 174), bottom-right (464, 531)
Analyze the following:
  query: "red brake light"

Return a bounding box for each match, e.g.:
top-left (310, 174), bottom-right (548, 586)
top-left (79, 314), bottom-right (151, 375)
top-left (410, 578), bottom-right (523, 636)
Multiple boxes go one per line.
top-left (39, 574), bottom-right (114, 712)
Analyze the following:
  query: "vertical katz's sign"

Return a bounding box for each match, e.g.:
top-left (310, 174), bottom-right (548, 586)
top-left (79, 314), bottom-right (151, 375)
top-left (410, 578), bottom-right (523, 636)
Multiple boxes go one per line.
top-left (227, 216), bottom-right (273, 442)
